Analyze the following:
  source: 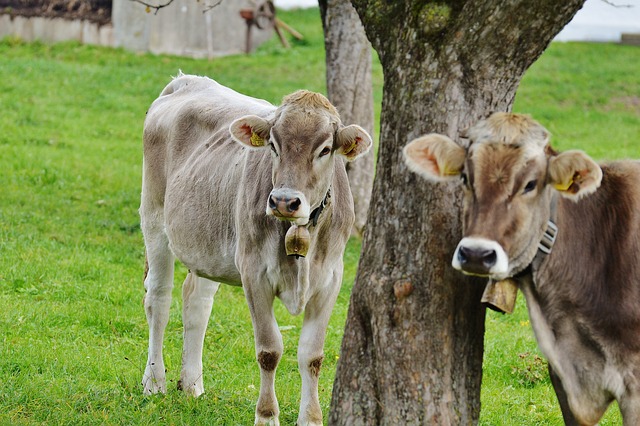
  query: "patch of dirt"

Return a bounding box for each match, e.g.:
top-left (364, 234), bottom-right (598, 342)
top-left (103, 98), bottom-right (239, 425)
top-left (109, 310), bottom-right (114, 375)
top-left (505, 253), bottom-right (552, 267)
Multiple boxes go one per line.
top-left (0, 0), bottom-right (112, 25)
top-left (608, 96), bottom-right (640, 115)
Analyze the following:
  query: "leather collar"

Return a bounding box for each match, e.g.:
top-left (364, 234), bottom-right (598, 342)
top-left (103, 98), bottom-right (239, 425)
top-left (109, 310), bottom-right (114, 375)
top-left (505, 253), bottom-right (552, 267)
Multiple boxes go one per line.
top-left (308, 188), bottom-right (331, 227)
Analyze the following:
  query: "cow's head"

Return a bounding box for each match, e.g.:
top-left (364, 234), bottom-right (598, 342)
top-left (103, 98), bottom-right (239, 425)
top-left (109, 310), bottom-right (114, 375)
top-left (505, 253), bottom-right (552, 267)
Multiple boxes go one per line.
top-left (230, 90), bottom-right (371, 226)
top-left (403, 112), bottom-right (602, 280)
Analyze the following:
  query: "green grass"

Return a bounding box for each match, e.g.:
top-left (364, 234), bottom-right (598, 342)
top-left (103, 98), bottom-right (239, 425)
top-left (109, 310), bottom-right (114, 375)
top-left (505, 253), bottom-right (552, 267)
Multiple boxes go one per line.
top-left (515, 42), bottom-right (640, 161)
top-left (0, 7), bottom-right (638, 424)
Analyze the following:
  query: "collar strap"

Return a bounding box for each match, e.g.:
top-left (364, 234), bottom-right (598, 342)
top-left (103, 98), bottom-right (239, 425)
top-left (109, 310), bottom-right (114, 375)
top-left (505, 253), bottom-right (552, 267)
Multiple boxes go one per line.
top-left (537, 220), bottom-right (558, 255)
top-left (530, 193), bottom-right (559, 273)
top-left (309, 188), bottom-right (331, 227)
top-left (521, 218), bottom-right (558, 292)
top-left (538, 192), bottom-right (558, 256)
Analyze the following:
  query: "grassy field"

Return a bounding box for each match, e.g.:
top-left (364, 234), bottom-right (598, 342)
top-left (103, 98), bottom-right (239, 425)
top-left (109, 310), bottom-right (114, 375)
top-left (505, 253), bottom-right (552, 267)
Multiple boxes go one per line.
top-left (0, 7), bottom-right (638, 425)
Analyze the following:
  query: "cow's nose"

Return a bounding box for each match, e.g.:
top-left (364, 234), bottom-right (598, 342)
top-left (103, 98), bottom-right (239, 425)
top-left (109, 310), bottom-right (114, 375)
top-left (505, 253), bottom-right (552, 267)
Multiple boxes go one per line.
top-left (266, 189), bottom-right (310, 224)
top-left (457, 245), bottom-right (497, 275)
top-left (267, 188), bottom-right (311, 223)
top-left (268, 195), bottom-right (301, 213)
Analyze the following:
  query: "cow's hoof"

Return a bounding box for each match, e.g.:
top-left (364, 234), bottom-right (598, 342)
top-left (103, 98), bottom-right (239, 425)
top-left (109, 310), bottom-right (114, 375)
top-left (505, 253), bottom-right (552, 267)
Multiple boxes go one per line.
top-left (141, 376), bottom-right (166, 395)
top-left (142, 363), bottom-right (167, 395)
top-left (177, 378), bottom-right (204, 397)
top-left (255, 415), bottom-right (280, 426)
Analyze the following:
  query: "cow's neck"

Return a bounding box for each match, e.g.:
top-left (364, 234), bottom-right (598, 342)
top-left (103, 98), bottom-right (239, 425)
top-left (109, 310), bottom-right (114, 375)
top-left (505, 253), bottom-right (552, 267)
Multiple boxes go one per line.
top-left (506, 194), bottom-right (570, 380)
top-left (514, 194), bottom-right (576, 392)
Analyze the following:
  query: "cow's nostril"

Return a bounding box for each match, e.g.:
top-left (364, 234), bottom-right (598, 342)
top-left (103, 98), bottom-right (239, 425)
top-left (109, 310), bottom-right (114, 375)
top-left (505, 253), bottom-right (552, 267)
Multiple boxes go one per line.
top-left (458, 246), bottom-right (471, 264)
top-left (484, 250), bottom-right (497, 268)
top-left (268, 196), bottom-right (278, 210)
top-left (287, 198), bottom-right (301, 213)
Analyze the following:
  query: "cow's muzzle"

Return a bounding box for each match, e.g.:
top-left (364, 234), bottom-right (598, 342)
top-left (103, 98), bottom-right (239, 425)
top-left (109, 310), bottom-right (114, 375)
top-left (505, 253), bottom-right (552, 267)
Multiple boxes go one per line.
top-left (452, 237), bottom-right (509, 279)
top-left (267, 188), bottom-right (310, 225)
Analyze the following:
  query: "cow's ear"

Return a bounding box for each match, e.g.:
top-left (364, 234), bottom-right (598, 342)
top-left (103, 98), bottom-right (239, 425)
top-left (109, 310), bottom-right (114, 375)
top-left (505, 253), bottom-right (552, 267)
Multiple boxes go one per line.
top-left (403, 134), bottom-right (466, 182)
top-left (548, 150), bottom-right (602, 200)
top-left (336, 125), bottom-right (372, 161)
top-left (229, 115), bottom-right (272, 148)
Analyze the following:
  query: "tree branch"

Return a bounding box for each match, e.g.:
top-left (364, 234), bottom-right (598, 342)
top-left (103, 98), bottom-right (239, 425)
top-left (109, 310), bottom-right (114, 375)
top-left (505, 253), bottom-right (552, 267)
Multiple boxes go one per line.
top-left (129, 0), bottom-right (224, 15)
top-left (202, 0), bottom-right (223, 13)
top-left (600, 0), bottom-right (634, 7)
top-left (130, 0), bottom-right (174, 14)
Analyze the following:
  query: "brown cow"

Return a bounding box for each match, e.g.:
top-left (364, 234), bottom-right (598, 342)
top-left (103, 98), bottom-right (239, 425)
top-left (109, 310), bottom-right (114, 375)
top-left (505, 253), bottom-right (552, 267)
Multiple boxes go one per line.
top-left (403, 112), bottom-right (640, 425)
top-left (140, 73), bottom-right (371, 425)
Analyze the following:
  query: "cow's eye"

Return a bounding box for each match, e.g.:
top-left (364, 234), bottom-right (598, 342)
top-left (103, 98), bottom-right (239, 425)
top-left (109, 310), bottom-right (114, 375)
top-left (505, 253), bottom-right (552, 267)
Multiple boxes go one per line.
top-left (523, 180), bottom-right (537, 194)
top-left (319, 146), bottom-right (331, 157)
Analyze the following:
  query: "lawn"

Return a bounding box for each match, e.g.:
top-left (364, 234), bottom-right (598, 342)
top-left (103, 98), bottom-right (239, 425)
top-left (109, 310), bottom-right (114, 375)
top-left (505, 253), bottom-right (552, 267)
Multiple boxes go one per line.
top-left (0, 7), bottom-right (638, 425)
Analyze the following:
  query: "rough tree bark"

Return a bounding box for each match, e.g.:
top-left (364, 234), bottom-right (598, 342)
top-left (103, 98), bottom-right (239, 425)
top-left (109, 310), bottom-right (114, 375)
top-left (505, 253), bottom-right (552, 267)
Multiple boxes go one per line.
top-left (329, 1), bottom-right (586, 424)
top-left (319, 0), bottom-right (375, 236)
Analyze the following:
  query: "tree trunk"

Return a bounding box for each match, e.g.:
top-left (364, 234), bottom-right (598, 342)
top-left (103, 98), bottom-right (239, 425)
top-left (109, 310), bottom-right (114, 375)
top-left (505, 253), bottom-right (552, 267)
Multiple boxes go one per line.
top-left (329, 1), bottom-right (586, 424)
top-left (319, 0), bottom-right (375, 236)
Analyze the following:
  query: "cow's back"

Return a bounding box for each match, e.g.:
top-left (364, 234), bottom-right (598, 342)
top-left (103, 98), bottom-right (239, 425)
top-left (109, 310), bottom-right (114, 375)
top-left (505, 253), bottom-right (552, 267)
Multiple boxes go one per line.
top-left (143, 74), bottom-right (274, 194)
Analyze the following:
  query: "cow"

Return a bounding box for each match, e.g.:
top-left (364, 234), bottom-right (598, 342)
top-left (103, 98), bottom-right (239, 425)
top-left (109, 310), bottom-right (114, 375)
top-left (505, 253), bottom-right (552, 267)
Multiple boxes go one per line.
top-left (403, 112), bottom-right (640, 425)
top-left (139, 72), bottom-right (372, 426)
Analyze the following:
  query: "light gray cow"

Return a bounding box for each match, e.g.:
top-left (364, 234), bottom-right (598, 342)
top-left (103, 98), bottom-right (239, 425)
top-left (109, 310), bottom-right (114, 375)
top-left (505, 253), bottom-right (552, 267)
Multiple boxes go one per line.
top-left (140, 73), bottom-right (371, 425)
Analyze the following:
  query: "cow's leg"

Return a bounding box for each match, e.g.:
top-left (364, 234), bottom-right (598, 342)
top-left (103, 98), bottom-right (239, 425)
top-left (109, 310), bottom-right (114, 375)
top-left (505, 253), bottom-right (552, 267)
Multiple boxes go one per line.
top-left (548, 364), bottom-right (581, 425)
top-left (245, 284), bottom-right (283, 426)
top-left (550, 363), bottom-right (615, 425)
top-left (619, 394), bottom-right (640, 426)
top-left (141, 227), bottom-right (175, 395)
top-left (179, 273), bottom-right (220, 397)
top-left (296, 273), bottom-right (341, 426)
